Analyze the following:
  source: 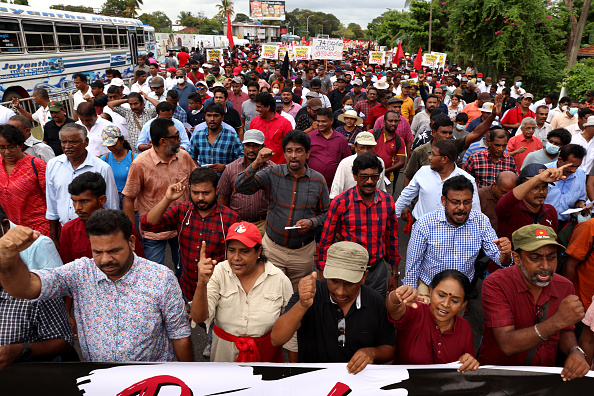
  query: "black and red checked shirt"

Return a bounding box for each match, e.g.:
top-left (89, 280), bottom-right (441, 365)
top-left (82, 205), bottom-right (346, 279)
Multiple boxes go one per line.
top-left (463, 150), bottom-right (518, 189)
top-left (140, 202), bottom-right (241, 300)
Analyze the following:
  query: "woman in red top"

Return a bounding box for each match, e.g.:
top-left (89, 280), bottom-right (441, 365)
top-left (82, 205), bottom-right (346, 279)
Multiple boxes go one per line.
top-left (0, 124), bottom-right (49, 236)
top-left (386, 269), bottom-right (479, 372)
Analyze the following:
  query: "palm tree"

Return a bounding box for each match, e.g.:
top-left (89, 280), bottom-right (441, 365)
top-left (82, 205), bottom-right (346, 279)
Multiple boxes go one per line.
top-left (216, 0), bottom-right (235, 20)
top-left (124, 0), bottom-right (143, 17)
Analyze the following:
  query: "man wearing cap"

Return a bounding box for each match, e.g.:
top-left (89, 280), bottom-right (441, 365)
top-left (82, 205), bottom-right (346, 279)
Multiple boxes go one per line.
top-left (464, 128), bottom-right (517, 188)
top-left (228, 77), bottom-right (249, 111)
top-left (395, 82), bottom-right (415, 124)
top-left (509, 76), bottom-right (526, 99)
top-left (477, 73), bottom-right (489, 92)
top-left (477, 224), bottom-right (589, 380)
top-left (250, 93), bottom-right (293, 165)
top-left (330, 132), bottom-right (387, 199)
top-left (145, 76), bottom-right (168, 108)
top-left (507, 117), bottom-right (543, 169)
top-left (495, 163), bottom-right (565, 241)
top-left (328, 76), bottom-right (349, 112)
top-left (501, 93), bottom-right (536, 136)
top-left (219, 130), bottom-right (273, 236)
top-left (462, 92), bottom-right (492, 125)
top-left (131, 70), bottom-right (151, 95)
top-left (362, 71), bottom-right (374, 89)
top-left (42, 101), bottom-right (74, 156)
top-left (320, 153), bottom-right (397, 296)
top-left (75, 102), bottom-right (114, 157)
top-left (271, 241), bottom-right (396, 370)
top-left (461, 81), bottom-right (478, 105)
top-left (571, 115), bottom-right (594, 173)
top-left (295, 97), bottom-right (323, 134)
top-left (348, 79), bottom-right (367, 107)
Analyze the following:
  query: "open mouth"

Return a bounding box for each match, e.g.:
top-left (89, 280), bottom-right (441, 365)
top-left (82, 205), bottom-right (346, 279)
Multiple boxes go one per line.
top-left (437, 308), bottom-right (449, 316)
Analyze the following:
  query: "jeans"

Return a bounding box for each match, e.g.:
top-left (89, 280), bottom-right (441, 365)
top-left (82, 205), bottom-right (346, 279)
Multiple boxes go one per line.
top-left (142, 236), bottom-right (182, 280)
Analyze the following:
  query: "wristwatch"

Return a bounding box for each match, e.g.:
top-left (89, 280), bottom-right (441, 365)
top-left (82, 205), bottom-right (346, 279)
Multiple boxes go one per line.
top-left (391, 271), bottom-right (400, 277)
top-left (18, 342), bottom-right (32, 362)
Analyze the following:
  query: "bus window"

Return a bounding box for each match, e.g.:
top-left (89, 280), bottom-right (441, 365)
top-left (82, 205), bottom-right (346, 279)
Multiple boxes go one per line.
top-left (103, 26), bottom-right (118, 48)
top-left (82, 25), bottom-right (103, 50)
top-left (22, 22), bottom-right (56, 52)
top-left (118, 27), bottom-right (128, 47)
top-left (136, 27), bottom-right (145, 47)
top-left (56, 24), bottom-right (82, 51)
top-left (0, 19), bottom-right (23, 53)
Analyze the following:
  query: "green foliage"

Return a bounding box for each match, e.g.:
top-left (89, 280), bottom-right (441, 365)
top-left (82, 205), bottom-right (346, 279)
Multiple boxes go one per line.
top-left (564, 58), bottom-right (594, 100)
top-left (216, 0), bottom-right (234, 20)
top-left (50, 4), bottom-right (94, 13)
top-left (177, 11), bottom-right (221, 34)
top-left (233, 13), bottom-right (250, 22)
top-left (138, 11), bottom-right (171, 29)
top-left (101, 0), bottom-right (128, 15)
top-left (285, 9), bottom-right (343, 38)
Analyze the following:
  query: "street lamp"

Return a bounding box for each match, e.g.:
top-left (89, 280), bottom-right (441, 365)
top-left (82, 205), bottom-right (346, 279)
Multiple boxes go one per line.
top-left (306, 15), bottom-right (313, 38)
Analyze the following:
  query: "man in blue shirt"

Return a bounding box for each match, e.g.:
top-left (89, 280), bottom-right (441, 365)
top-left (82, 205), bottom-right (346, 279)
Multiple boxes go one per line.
top-left (136, 102), bottom-right (191, 152)
top-left (544, 144), bottom-right (587, 224)
top-left (171, 69), bottom-right (196, 115)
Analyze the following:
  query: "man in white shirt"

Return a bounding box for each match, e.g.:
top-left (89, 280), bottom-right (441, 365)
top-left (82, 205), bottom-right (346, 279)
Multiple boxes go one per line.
top-left (547, 96), bottom-right (571, 123)
top-left (72, 73), bottom-right (91, 121)
top-left (164, 67), bottom-right (178, 90)
top-left (11, 88), bottom-right (51, 130)
top-left (130, 70), bottom-right (151, 95)
top-left (330, 132), bottom-right (386, 199)
top-left (509, 76), bottom-right (526, 99)
top-left (530, 93), bottom-right (557, 113)
top-left (0, 103), bottom-right (16, 124)
top-left (570, 116), bottom-right (594, 173)
top-left (7, 115), bottom-right (55, 162)
top-left (102, 86), bottom-right (129, 140)
top-left (395, 139), bottom-right (480, 219)
top-left (566, 108), bottom-right (593, 136)
top-left (309, 79), bottom-right (332, 108)
top-left (75, 102), bottom-right (114, 157)
top-left (104, 76), bottom-right (131, 96)
top-left (145, 77), bottom-right (168, 110)
top-left (275, 97), bottom-right (296, 128)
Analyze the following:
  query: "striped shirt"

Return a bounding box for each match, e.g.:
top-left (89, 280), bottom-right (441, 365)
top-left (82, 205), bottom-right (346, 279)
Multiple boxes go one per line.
top-left (404, 208), bottom-right (505, 287)
top-left (235, 164), bottom-right (330, 247)
top-left (112, 106), bottom-right (157, 153)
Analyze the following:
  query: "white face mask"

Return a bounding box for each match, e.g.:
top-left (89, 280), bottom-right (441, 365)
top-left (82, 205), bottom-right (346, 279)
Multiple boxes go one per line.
top-left (499, 81), bottom-right (505, 86)
top-left (177, 77), bottom-right (185, 84)
top-left (272, 88), bottom-right (280, 94)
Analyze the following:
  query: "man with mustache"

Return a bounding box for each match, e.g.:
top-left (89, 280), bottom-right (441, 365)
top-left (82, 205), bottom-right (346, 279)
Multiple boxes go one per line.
top-left (495, 163), bottom-right (566, 241)
top-left (141, 167), bottom-right (241, 301)
top-left (59, 172), bottom-right (144, 263)
top-left (122, 118), bottom-right (196, 271)
top-left (478, 224), bottom-right (589, 381)
top-left (404, 175), bottom-right (512, 303)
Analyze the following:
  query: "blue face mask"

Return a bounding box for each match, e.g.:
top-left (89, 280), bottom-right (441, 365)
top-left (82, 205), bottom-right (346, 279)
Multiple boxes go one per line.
top-left (545, 142), bottom-right (560, 155)
top-left (456, 124), bottom-right (465, 131)
top-left (577, 213), bottom-right (591, 224)
top-left (515, 81), bottom-right (522, 88)
top-left (477, 78), bottom-right (482, 82)
top-left (569, 107), bottom-right (579, 116)
top-left (344, 105), bottom-right (353, 111)
top-left (427, 76), bottom-right (433, 82)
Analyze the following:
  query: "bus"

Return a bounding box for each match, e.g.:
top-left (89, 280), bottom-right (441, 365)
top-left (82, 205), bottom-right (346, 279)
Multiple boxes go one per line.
top-left (0, 4), bottom-right (156, 102)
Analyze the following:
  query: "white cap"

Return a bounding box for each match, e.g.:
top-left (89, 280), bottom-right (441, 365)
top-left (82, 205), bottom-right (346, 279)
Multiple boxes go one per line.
top-left (242, 129), bottom-right (265, 145)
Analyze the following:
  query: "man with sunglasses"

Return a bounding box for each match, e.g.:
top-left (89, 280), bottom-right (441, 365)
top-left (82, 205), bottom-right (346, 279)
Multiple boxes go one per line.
top-left (272, 241), bottom-right (396, 372)
top-left (404, 175), bottom-right (512, 301)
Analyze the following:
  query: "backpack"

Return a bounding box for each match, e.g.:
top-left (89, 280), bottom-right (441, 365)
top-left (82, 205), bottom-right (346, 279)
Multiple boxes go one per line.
top-left (373, 128), bottom-right (401, 151)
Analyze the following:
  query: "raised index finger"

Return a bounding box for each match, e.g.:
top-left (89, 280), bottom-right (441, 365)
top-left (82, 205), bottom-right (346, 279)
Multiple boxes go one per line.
top-left (558, 163), bottom-right (572, 170)
top-left (200, 240), bottom-right (207, 260)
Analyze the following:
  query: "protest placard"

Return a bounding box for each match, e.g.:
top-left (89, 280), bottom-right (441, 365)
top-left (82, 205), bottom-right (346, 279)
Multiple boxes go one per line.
top-left (422, 51), bottom-right (447, 68)
top-left (261, 44), bottom-right (278, 60)
top-left (207, 49), bottom-right (223, 62)
top-left (369, 51), bottom-right (386, 65)
top-left (311, 38), bottom-right (343, 60)
top-left (293, 46), bottom-right (310, 60)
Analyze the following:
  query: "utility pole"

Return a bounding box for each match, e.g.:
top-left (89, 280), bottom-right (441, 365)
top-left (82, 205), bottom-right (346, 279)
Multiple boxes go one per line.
top-left (428, 0), bottom-right (433, 53)
top-left (306, 15), bottom-right (313, 39)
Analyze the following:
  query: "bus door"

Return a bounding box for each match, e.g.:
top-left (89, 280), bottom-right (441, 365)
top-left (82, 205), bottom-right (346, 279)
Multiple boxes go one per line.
top-left (127, 27), bottom-right (138, 65)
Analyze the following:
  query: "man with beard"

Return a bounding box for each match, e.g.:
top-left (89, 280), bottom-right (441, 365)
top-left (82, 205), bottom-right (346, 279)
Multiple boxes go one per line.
top-left (404, 175), bottom-right (512, 301)
top-left (188, 103), bottom-right (243, 177)
top-left (141, 167), bottom-right (240, 301)
top-left (235, 130), bottom-right (330, 291)
top-left (0, 209), bottom-right (193, 363)
top-left (411, 94), bottom-right (439, 138)
top-left (122, 118), bottom-right (196, 268)
top-left (495, 163), bottom-right (565, 241)
top-left (241, 82), bottom-right (261, 131)
top-left (464, 129), bottom-right (517, 188)
top-left (374, 111), bottom-right (407, 196)
top-left (318, 153), bottom-right (398, 296)
top-left (218, 130), bottom-right (273, 236)
top-left (478, 224), bottom-right (590, 380)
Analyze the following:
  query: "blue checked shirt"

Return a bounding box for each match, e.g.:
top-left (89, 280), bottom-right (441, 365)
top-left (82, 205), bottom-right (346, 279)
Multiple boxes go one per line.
top-left (188, 126), bottom-right (244, 171)
top-left (403, 208), bottom-right (505, 287)
top-left (173, 104), bottom-right (188, 124)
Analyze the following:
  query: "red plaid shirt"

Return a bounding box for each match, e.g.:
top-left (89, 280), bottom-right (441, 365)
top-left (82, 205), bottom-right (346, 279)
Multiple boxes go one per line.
top-left (317, 186), bottom-right (400, 270)
top-left (140, 202), bottom-right (241, 300)
top-left (463, 150), bottom-right (518, 189)
top-left (353, 99), bottom-right (378, 121)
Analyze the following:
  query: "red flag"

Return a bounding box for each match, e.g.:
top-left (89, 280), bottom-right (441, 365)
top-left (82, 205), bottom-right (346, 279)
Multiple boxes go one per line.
top-left (414, 46), bottom-right (423, 70)
top-left (226, 12), bottom-right (234, 49)
top-left (395, 42), bottom-right (404, 63)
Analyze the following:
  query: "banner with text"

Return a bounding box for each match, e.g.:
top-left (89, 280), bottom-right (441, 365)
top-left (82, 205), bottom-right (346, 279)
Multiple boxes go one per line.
top-left (206, 49), bottom-right (223, 63)
top-left (422, 51), bottom-right (447, 69)
top-left (249, 0), bottom-right (286, 20)
top-left (2, 362), bottom-right (593, 395)
top-left (311, 38), bottom-right (344, 60)
top-left (278, 45), bottom-right (289, 60)
top-left (293, 46), bottom-right (310, 61)
top-left (261, 44), bottom-right (278, 60)
top-left (369, 51), bottom-right (386, 65)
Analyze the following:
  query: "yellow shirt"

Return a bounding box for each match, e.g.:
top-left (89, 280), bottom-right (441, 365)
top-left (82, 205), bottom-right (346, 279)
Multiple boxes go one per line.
top-left (397, 95), bottom-right (415, 124)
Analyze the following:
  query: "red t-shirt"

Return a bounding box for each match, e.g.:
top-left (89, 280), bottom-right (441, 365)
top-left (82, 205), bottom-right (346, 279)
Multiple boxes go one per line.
top-left (501, 107), bottom-right (536, 125)
top-left (177, 52), bottom-right (191, 67)
top-left (249, 114), bottom-right (293, 164)
top-left (390, 303), bottom-right (475, 365)
top-left (187, 71), bottom-right (205, 84)
top-left (373, 130), bottom-right (406, 176)
top-left (478, 265), bottom-right (575, 366)
top-left (495, 190), bottom-right (558, 241)
top-left (365, 103), bottom-right (388, 126)
top-left (59, 217), bottom-right (145, 263)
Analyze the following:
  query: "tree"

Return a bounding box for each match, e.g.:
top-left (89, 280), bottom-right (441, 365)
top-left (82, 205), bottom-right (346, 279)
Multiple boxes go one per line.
top-left (101, 0), bottom-right (128, 15)
top-left (50, 4), bottom-right (94, 13)
top-left (234, 13), bottom-right (250, 22)
top-left (285, 9), bottom-right (342, 38)
top-left (564, 58), bottom-right (594, 100)
top-left (1, 0), bottom-right (29, 4)
top-left (123, 0), bottom-right (143, 17)
top-left (139, 11), bottom-right (172, 29)
top-left (216, 0), bottom-right (234, 20)
top-left (177, 11), bottom-right (221, 34)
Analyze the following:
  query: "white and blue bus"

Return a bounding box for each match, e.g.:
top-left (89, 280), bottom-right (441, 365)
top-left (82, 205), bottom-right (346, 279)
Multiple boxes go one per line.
top-left (0, 5), bottom-right (156, 101)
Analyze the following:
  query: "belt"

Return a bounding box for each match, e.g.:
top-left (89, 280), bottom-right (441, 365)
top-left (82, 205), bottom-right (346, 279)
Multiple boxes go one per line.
top-left (285, 237), bottom-right (315, 250)
top-left (368, 257), bottom-right (385, 271)
top-left (244, 214), bottom-right (267, 223)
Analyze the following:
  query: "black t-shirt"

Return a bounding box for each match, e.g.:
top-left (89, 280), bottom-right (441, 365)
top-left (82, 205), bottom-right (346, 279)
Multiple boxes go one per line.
top-left (223, 107), bottom-right (242, 131)
top-left (285, 280), bottom-right (396, 363)
top-left (187, 107), bottom-right (205, 127)
top-left (461, 90), bottom-right (478, 105)
top-left (43, 118), bottom-right (75, 155)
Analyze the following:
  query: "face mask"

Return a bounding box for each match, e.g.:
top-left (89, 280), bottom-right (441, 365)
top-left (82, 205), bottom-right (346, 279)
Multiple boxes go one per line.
top-left (177, 77), bottom-right (185, 84)
top-left (272, 88), bottom-right (280, 94)
top-left (427, 76), bottom-right (433, 82)
top-left (403, 75), bottom-right (409, 79)
top-left (560, 105), bottom-right (567, 112)
top-left (456, 124), bottom-right (465, 131)
top-left (499, 81), bottom-right (505, 86)
top-left (344, 105), bottom-right (353, 111)
top-left (444, 73), bottom-right (449, 77)
top-left (577, 213), bottom-right (591, 224)
top-left (569, 107), bottom-right (579, 116)
top-left (545, 142), bottom-right (560, 155)
top-left (166, 72), bottom-right (172, 78)
top-left (477, 78), bottom-right (482, 82)
top-left (515, 81), bottom-right (522, 88)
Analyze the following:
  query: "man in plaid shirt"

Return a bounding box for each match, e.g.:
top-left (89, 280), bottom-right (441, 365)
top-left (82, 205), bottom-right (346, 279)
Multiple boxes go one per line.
top-left (141, 167), bottom-right (241, 300)
top-left (317, 153), bottom-right (399, 297)
top-left (463, 129), bottom-right (518, 188)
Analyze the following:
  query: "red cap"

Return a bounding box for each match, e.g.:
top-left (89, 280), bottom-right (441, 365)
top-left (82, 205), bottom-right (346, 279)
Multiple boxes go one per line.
top-left (477, 73), bottom-right (483, 77)
top-left (233, 66), bottom-right (242, 75)
top-left (355, 68), bottom-right (362, 72)
top-left (166, 66), bottom-right (177, 72)
top-left (224, 222), bottom-right (262, 248)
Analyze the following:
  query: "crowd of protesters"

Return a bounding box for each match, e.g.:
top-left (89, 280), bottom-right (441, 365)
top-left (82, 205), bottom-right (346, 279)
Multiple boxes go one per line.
top-left (0, 42), bottom-right (593, 381)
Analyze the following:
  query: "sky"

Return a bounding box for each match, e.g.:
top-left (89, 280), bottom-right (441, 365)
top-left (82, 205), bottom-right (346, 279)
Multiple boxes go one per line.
top-left (28, 0), bottom-right (407, 30)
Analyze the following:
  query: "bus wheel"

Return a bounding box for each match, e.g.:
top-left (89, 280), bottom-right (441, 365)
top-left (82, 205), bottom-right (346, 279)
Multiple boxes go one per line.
top-left (2, 90), bottom-right (26, 103)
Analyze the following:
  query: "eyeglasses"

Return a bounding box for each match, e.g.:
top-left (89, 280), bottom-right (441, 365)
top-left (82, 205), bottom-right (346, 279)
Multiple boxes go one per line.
top-left (429, 152), bottom-right (446, 158)
top-left (358, 173), bottom-right (380, 182)
top-left (523, 127), bottom-right (536, 131)
top-left (163, 134), bottom-right (180, 140)
top-left (445, 196), bottom-right (473, 207)
top-left (0, 145), bottom-right (18, 152)
top-left (338, 318), bottom-right (346, 347)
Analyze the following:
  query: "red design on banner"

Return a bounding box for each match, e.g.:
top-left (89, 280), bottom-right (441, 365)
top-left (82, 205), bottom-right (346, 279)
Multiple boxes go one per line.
top-left (327, 382), bottom-right (352, 395)
top-left (117, 375), bottom-right (192, 396)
